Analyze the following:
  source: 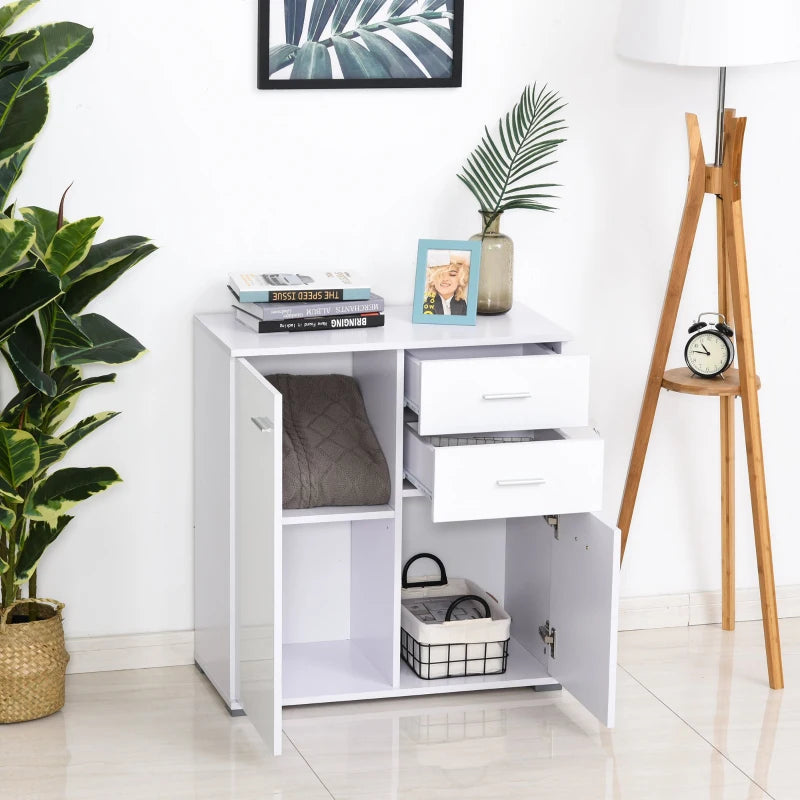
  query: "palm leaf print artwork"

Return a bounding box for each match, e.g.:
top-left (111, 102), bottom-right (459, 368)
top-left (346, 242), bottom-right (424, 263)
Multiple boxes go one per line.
top-left (260, 0), bottom-right (462, 86)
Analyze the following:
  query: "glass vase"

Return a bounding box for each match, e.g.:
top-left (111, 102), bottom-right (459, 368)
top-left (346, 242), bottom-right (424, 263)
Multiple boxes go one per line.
top-left (470, 212), bottom-right (513, 315)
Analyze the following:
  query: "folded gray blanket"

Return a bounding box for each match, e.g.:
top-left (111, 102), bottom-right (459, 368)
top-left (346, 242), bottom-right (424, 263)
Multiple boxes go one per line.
top-left (266, 373), bottom-right (391, 509)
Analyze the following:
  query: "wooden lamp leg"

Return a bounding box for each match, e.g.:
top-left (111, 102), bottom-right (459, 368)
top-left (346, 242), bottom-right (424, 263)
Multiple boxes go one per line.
top-left (717, 196), bottom-right (736, 631)
top-left (618, 114), bottom-right (707, 560)
top-left (721, 116), bottom-right (784, 689)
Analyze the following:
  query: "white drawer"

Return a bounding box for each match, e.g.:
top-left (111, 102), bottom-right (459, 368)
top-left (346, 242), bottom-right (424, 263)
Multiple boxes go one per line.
top-left (404, 424), bottom-right (603, 523)
top-left (404, 346), bottom-right (589, 435)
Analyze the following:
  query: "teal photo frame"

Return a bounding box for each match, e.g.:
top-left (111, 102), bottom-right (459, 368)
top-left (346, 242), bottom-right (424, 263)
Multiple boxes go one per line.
top-left (412, 239), bottom-right (481, 325)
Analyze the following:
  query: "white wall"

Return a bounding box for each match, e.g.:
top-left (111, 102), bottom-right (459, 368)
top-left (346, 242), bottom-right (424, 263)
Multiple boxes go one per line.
top-left (11, 0), bottom-right (800, 637)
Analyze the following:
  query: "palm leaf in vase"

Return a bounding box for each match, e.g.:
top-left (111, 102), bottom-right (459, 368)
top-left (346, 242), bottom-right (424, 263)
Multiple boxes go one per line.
top-left (268, 0), bottom-right (456, 80)
top-left (458, 84), bottom-right (567, 236)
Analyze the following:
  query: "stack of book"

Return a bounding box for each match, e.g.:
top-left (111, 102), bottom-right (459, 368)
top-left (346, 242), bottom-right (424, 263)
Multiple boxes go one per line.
top-left (228, 271), bottom-right (384, 333)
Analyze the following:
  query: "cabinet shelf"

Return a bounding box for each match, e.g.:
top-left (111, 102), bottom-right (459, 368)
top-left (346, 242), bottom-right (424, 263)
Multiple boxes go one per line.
top-left (282, 504), bottom-right (395, 526)
top-left (282, 640), bottom-right (393, 704)
top-left (398, 638), bottom-right (555, 695)
top-left (282, 638), bottom-right (555, 705)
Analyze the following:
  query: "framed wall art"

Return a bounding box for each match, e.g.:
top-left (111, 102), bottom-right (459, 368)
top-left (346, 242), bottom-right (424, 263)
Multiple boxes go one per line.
top-left (412, 239), bottom-right (481, 326)
top-left (258, 0), bottom-right (463, 90)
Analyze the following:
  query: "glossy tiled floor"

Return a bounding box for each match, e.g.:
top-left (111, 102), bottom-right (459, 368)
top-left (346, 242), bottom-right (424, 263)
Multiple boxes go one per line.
top-left (1, 618), bottom-right (797, 799)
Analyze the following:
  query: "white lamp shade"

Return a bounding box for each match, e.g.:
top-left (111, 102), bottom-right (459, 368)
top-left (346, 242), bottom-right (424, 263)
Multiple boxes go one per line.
top-left (616, 0), bottom-right (800, 67)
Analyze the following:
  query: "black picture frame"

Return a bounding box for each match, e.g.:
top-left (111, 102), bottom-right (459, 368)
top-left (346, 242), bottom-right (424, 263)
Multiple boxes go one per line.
top-left (258, 0), bottom-right (463, 90)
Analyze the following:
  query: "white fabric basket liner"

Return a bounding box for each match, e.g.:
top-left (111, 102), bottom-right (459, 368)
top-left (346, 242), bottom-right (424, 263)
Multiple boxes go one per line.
top-left (401, 577), bottom-right (510, 646)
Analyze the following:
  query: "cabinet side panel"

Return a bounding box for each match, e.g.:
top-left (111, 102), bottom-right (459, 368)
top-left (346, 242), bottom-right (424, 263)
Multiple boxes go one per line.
top-left (505, 516), bottom-right (552, 668)
top-left (351, 519), bottom-right (397, 685)
top-left (353, 349), bottom-right (402, 510)
top-left (193, 322), bottom-right (236, 706)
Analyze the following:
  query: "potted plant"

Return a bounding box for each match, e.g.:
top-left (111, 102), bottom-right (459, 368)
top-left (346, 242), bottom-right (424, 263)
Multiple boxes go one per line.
top-left (0, 0), bottom-right (156, 723)
top-left (458, 84), bottom-right (567, 315)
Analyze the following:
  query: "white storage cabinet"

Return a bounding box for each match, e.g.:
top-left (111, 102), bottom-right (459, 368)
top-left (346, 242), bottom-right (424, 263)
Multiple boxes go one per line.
top-left (193, 305), bottom-right (620, 756)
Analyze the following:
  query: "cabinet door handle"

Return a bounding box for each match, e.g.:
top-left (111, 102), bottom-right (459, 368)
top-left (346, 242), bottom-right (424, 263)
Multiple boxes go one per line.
top-left (496, 478), bottom-right (546, 487)
top-left (482, 392), bottom-right (532, 401)
top-left (251, 416), bottom-right (273, 433)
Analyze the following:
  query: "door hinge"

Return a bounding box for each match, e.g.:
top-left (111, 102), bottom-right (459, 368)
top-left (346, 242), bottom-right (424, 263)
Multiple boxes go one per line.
top-left (544, 514), bottom-right (559, 539)
top-left (539, 620), bottom-right (556, 659)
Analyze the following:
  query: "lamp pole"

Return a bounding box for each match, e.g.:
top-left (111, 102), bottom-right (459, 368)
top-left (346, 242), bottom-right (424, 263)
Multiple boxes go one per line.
top-left (715, 66), bottom-right (727, 166)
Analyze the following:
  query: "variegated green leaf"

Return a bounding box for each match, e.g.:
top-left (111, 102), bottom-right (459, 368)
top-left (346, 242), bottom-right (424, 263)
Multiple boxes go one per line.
top-left (0, 473), bottom-right (23, 503)
top-left (43, 301), bottom-right (92, 351)
top-left (18, 205), bottom-right (58, 258)
top-left (0, 504), bottom-right (15, 529)
top-left (0, 425), bottom-right (38, 488)
top-left (54, 313), bottom-right (145, 366)
top-left (28, 429), bottom-right (66, 474)
top-left (60, 242), bottom-right (157, 314)
top-left (43, 215), bottom-right (103, 281)
top-left (23, 466), bottom-right (120, 524)
top-left (0, 267), bottom-right (61, 344)
top-left (0, 216), bottom-right (34, 277)
top-left (15, 22), bottom-right (93, 89)
top-left (6, 315), bottom-right (56, 395)
top-left (0, 0), bottom-right (39, 35)
top-left (15, 514), bottom-right (73, 582)
top-left (0, 555), bottom-right (8, 573)
top-left (63, 235), bottom-right (152, 286)
top-left (0, 67), bottom-right (48, 165)
top-left (356, 28), bottom-right (425, 78)
top-left (291, 41), bottom-right (332, 78)
top-left (59, 411), bottom-right (119, 450)
top-left (0, 29), bottom-right (38, 61)
top-left (332, 35), bottom-right (390, 78)
top-left (0, 143), bottom-right (31, 210)
top-left (332, 0), bottom-right (360, 33)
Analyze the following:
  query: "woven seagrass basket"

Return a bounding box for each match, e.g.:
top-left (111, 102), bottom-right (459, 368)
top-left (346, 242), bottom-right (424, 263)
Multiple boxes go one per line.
top-left (0, 599), bottom-right (70, 724)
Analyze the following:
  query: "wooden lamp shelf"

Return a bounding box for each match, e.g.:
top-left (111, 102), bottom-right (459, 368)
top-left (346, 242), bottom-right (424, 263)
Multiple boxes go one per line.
top-left (661, 367), bottom-right (761, 397)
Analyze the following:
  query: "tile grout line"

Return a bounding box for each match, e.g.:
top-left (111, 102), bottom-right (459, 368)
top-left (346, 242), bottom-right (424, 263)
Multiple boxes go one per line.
top-left (619, 664), bottom-right (777, 800)
top-left (283, 729), bottom-right (338, 800)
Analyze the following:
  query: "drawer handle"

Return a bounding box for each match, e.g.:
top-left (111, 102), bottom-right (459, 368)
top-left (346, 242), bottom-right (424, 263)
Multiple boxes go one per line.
top-left (496, 478), bottom-right (546, 487)
top-left (482, 392), bottom-right (532, 401)
top-left (251, 416), bottom-right (273, 433)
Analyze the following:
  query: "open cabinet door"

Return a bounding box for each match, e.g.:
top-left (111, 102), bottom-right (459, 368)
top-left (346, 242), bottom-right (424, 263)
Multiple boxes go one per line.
top-left (549, 513), bottom-right (620, 727)
top-left (235, 359), bottom-right (282, 755)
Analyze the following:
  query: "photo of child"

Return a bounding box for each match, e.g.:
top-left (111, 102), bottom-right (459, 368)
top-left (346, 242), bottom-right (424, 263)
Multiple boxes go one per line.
top-left (421, 250), bottom-right (471, 316)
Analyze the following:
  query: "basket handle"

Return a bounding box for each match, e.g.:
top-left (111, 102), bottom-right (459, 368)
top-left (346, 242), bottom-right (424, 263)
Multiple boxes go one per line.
top-left (0, 598), bottom-right (64, 632)
top-left (402, 553), bottom-right (448, 588)
top-left (445, 594), bottom-right (491, 622)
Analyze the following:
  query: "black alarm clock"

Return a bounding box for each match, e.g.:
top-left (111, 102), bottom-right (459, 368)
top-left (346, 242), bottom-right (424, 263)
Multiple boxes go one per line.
top-left (684, 312), bottom-right (735, 378)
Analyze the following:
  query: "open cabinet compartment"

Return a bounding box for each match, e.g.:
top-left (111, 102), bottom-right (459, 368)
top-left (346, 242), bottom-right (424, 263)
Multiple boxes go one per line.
top-left (400, 498), bottom-right (620, 726)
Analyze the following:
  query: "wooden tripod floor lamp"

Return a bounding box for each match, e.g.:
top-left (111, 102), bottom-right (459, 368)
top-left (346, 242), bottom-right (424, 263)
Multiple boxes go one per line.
top-left (616, 0), bottom-right (800, 690)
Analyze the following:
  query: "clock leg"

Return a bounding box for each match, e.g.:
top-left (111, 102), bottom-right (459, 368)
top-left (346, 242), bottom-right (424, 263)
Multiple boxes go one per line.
top-left (618, 114), bottom-right (707, 561)
top-left (721, 116), bottom-right (783, 689)
top-left (717, 196), bottom-right (736, 632)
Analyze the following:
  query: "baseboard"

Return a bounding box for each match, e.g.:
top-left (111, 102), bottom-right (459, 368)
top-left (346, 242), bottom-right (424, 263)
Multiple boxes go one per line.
top-left (65, 630), bottom-right (194, 674)
top-left (619, 584), bottom-right (800, 631)
top-left (63, 587), bottom-right (800, 673)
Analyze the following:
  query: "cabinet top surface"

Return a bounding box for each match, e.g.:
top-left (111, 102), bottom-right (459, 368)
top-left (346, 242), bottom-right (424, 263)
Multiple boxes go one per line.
top-left (195, 304), bottom-right (573, 356)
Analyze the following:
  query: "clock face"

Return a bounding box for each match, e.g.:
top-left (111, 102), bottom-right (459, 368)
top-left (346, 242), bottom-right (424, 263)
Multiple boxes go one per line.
top-left (685, 330), bottom-right (733, 377)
